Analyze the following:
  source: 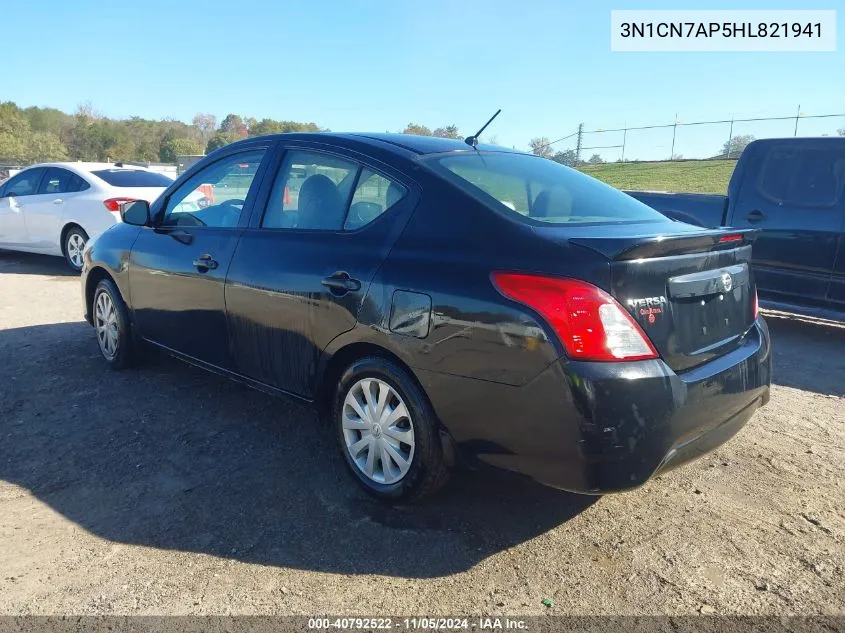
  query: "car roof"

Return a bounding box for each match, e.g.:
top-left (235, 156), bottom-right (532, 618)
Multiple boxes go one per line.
top-left (223, 132), bottom-right (521, 158)
top-left (19, 162), bottom-right (156, 174)
top-left (343, 133), bottom-right (519, 155)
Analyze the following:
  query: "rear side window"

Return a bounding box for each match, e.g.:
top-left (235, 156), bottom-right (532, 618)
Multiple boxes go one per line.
top-left (262, 151), bottom-right (358, 230)
top-left (346, 169), bottom-right (407, 230)
top-left (92, 169), bottom-right (173, 188)
top-left (69, 174), bottom-right (90, 192)
top-left (757, 144), bottom-right (845, 208)
top-left (428, 152), bottom-right (665, 225)
top-left (39, 168), bottom-right (84, 194)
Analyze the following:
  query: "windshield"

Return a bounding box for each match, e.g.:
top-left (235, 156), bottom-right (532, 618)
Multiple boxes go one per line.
top-left (430, 152), bottom-right (666, 225)
top-left (92, 169), bottom-right (173, 188)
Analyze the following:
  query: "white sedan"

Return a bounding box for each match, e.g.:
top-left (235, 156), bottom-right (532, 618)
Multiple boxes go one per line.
top-left (0, 162), bottom-right (174, 270)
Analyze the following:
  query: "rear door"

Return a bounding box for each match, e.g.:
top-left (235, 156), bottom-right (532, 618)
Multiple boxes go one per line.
top-left (225, 145), bottom-right (417, 397)
top-left (0, 168), bottom-right (45, 247)
top-left (128, 146), bottom-right (272, 369)
top-left (728, 140), bottom-right (845, 305)
top-left (25, 167), bottom-right (80, 249)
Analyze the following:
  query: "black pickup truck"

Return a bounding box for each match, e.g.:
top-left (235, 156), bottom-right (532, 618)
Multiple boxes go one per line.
top-left (629, 137), bottom-right (845, 321)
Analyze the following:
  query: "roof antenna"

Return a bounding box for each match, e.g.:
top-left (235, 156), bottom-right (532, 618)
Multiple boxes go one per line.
top-left (464, 109), bottom-right (501, 148)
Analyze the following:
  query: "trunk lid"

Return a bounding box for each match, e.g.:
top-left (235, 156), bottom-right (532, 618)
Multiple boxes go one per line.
top-left (540, 222), bottom-right (759, 372)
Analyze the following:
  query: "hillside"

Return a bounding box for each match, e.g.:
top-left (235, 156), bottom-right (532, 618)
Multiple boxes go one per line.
top-left (579, 159), bottom-right (737, 194)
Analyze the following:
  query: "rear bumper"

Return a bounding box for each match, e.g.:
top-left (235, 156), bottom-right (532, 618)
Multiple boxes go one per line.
top-left (418, 317), bottom-right (772, 494)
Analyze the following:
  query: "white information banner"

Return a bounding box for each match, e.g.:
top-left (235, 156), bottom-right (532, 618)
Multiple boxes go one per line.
top-left (611, 10), bottom-right (836, 52)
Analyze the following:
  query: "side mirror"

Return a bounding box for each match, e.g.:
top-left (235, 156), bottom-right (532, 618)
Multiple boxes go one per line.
top-left (121, 200), bottom-right (151, 227)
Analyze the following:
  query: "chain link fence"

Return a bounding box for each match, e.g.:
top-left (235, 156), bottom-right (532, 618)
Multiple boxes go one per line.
top-left (542, 109), bottom-right (845, 164)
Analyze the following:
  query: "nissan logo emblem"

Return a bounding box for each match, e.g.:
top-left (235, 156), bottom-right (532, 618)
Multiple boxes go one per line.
top-left (720, 272), bottom-right (733, 292)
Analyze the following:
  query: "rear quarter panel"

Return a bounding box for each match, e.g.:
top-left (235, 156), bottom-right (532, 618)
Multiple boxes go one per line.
top-left (352, 173), bottom-right (610, 387)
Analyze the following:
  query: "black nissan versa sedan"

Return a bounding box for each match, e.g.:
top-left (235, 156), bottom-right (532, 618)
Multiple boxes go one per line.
top-left (81, 133), bottom-right (772, 502)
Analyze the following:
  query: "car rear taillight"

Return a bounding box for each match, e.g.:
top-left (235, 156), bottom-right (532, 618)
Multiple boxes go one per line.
top-left (491, 272), bottom-right (659, 362)
top-left (103, 197), bottom-right (137, 218)
top-left (718, 233), bottom-right (744, 244)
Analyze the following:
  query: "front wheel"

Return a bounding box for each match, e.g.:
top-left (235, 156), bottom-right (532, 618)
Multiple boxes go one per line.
top-left (333, 357), bottom-right (450, 503)
top-left (93, 279), bottom-right (136, 369)
top-left (64, 227), bottom-right (88, 271)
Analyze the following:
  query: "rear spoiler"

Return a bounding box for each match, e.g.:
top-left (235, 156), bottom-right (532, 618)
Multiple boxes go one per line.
top-left (570, 228), bottom-right (759, 261)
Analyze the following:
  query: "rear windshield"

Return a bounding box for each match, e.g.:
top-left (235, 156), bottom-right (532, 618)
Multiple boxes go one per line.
top-left (91, 169), bottom-right (173, 188)
top-left (429, 152), bottom-right (666, 225)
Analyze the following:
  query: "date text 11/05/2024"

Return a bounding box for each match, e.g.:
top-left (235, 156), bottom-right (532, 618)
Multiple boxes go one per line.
top-left (307, 617), bottom-right (528, 630)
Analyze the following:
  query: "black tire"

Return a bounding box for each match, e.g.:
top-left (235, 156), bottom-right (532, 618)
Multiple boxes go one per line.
top-left (63, 226), bottom-right (89, 272)
top-left (92, 278), bottom-right (136, 369)
top-left (333, 356), bottom-right (451, 503)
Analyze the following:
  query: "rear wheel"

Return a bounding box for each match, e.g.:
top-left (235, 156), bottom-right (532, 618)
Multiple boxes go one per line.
top-left (93, 279), bottom-right (136, 369)
top-left (63, 227), bottom-right (88, 271)
top-left (333, 356), bottom-right (450, 503)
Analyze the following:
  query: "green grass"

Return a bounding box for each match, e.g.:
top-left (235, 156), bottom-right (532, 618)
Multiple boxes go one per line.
top-left (578, 160), bottom-right (737, 194)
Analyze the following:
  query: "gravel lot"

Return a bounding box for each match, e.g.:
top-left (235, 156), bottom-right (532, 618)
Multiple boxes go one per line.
top-left (0, 249), bottom-right (843, 616)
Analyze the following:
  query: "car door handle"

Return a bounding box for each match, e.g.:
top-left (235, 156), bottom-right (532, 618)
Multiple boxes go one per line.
top-left (52, 198), bottom-right (63, 205)
top-left (747, 210), bottom-right (766, 223)
top-left (321, 271), bottom-right (361, 293)
top-left (192, 254), bottom-right (218, 270)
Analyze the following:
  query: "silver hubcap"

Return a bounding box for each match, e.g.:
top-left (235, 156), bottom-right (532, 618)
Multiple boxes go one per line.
top-left (95, 291), bottom-right (119, 359)
top-left (342, 378), bottom-right (415, 485)
top-left (67, 233), bottom-right (86, 268)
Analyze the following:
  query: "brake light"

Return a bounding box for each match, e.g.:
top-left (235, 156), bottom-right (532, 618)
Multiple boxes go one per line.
top-left (718, 233), bottom-right (743, 243)
top-left (103, 197), bottom-right (137, 216)
top-left (491, 272), bottom-right (659, 362)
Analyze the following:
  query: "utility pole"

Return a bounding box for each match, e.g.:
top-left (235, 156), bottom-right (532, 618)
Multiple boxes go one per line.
top-left (621, 128), bottom-right (627, 162)
top-left (575, 123), bottom-right (583, 165)
top-left (670, 112), bottom-right (678, 160)
top-left (794, 104), bottom-right (801, 136)
top-left (726, 117), bottom-right (734, 158)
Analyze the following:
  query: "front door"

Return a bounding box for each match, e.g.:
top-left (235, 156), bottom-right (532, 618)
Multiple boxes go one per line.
top-left (128, 147), bottom-right (271, 369)
top-left (730, 140), bottom-right (845, 305)
top-left (0, 168), bottom-right (45, 248)
top-left (225, 147), bottom-right (417, 397)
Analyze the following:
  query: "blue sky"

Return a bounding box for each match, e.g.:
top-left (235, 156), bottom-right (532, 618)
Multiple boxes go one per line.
top-left (3, 0), bottom-right (843, 159)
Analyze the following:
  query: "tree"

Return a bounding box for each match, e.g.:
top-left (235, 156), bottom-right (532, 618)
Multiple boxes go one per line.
top-left (403, 123), bottom-right (432, 136)
top-left (219, 114), bottom-right (248, 139)
top-left (551, 149), bottom-right (577, 166)
top-left (433, 125), bottom-right (460, 139)
top-left (192, 113), bottom-right (217, 145)
top-left (248, 118), bottom-right (323, 137)
top-left (587, 154), bottom-right (604, 164)
top-left (529, 137), bottom-right (553, 159)
top-left (838, 128), bottom-right (845, 136)
top-left (160, 135), bottom-right (204, 162)
top-left (720, 134), bottom-right (755, 158)
top-left (206, 132), bottom-right (238, 153)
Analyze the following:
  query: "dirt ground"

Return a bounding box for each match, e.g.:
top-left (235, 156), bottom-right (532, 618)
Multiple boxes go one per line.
top-left (0, 250), bottom-right (843, 617)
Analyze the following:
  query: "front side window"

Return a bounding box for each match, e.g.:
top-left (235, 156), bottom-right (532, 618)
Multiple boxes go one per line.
top-left (3, 169), bottom-right (44, 197)
top-left (428, 152), bottom-right (666, 225)
top-left (262, 151), bottom-right (357, 230)
top-left (162, 149), bottom-right (266, 228)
